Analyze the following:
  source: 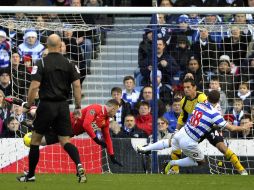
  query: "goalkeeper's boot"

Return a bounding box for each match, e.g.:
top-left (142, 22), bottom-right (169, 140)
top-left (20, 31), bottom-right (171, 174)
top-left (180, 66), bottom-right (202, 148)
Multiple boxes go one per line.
top-left (239, 169), bottom-right (248, 175)
top-left (16, 174), bottom-right (35, 182)
top-left (77, 164), bottom-right (87, 183)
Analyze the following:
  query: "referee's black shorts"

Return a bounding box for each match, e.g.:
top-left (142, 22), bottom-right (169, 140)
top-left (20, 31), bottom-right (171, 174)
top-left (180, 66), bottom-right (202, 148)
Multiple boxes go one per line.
top-left (33, 100), bottom-right (73, 137)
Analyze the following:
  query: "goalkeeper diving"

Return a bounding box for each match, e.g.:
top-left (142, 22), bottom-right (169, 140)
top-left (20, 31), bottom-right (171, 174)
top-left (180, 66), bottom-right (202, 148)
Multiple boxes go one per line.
top-left (5, 97), bottom-right (123, 167)
top-left (137, 90), bottom-right (252, 174)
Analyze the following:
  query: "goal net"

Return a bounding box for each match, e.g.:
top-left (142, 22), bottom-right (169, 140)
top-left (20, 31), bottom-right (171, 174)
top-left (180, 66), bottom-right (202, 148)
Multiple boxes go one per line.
top-left (0, 7), bottom-right (253, 175)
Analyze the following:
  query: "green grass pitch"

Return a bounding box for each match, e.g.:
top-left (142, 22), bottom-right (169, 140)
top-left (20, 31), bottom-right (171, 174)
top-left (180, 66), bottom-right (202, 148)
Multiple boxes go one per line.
top-left (0, 174), bottom-right (253, 190)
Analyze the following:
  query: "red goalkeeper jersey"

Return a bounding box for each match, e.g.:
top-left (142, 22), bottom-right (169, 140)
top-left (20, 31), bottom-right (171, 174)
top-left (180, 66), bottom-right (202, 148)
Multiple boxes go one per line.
top-left (71, 104), bottom-right (114, 155)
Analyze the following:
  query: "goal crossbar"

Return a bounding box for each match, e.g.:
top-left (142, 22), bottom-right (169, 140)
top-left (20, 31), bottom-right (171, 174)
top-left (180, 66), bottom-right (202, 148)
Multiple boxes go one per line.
top-left (0, 6), bottom-right (254, 14)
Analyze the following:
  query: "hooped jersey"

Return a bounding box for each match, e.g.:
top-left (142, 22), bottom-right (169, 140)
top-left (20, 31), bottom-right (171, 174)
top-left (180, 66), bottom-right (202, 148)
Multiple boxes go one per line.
top-left (184, 102), bottom-right (227, 142)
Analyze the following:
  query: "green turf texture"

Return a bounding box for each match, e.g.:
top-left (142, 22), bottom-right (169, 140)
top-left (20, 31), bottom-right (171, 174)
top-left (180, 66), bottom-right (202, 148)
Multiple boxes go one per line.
top-left (0, 174), bottom-right (253, 190)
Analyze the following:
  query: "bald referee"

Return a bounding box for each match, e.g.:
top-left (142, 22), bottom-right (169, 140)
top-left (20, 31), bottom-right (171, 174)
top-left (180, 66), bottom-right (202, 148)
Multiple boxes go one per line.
top-left (17, 34), bottom-right (86, 183)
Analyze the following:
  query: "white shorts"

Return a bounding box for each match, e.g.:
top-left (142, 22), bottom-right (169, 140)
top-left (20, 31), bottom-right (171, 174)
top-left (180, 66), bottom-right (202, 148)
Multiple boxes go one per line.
top-left (171, 127), bottom-right (204, 161)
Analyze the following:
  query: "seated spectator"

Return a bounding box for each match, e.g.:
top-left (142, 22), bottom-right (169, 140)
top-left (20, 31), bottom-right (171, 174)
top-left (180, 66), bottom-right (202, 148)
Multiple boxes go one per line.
top-left (156, 117), bottom-right (172, 140)
top-left (18, 29), bottom-right (45, 64)
top-left (1, 116), bottom-right (20, 138)
top-left (134, 86), bottom-right (166, 117)
top-left (251, 104), bottom-right (254, 122)
top-left (122, 76), bottom-right (140, 108)
top-left (150, 70), bottom-right (173, 106)
top-left (223, 114), bottom-right (234, 138)
top-left (231, 114), bottom-right (253, 139)
top-left (109, 119), bottom-right (121, 138)
top-left (0, 89), bottom-right (12, 125)
top-left (231, 99), bottom-right (245, 126)
top-left (191, 27), bottom-right (218, 74)
top-left (135, 101), bottom-right (152, 136)
top-left (180, 55), bottom-right (203, 90)
top-left (163, 98), bottom-right (181, 133)
top-left (138, 29), bottom-right (152, 86)
top-left (0, 30), bottom-right (11, 69)
top-left (170, 35), bottom-right (192, 74)
top-left (223, 25), bottom-right (251, 69)
top-left (12, 104), bottom-right (26, 123)
top-left (237, 82), bottom-right (253, 112)
top-left (157, 39), bottom-right (179, 85)
top-left (111, 87), bottom-right (132, 128)
top-left (117, 114), bottom-right (147, 138)
top-left (207, 76), bottom-right (228, 114)
top-left (215, 55), bottom-right (239, 105)
top-left (241, 53), bottom-right (254, 91)
top-left (0, 70), bottom-right (12, 96)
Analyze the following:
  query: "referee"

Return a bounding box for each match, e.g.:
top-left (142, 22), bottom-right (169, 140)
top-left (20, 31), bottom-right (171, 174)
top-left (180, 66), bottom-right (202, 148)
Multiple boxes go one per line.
top-left (17, 34), bottom-right (86, 183)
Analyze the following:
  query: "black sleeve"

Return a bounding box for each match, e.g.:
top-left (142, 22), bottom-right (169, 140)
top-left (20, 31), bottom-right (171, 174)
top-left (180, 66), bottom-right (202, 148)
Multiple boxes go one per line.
top-left (69, 61), bottom-right (80, 83)
top-left (31, 59), bottom-right (43, 82)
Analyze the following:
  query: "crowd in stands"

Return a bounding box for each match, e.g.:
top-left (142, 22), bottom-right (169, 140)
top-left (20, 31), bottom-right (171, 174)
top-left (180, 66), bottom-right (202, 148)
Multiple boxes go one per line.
top-left (0, 0), bottom-right (253, 140)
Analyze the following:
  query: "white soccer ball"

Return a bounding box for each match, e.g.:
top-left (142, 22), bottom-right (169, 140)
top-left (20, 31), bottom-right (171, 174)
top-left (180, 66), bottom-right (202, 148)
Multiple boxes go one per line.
top-left (23, 132), bottom-right (32, 147)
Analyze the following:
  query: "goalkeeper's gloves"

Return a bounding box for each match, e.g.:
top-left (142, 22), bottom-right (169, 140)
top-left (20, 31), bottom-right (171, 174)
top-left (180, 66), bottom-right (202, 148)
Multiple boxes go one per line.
top-left (110, 155), bottom-right (123, 167)
top-left (93, 137), bottom-right (107, 148)
top-left (4, 97), bottom-right (23, 106)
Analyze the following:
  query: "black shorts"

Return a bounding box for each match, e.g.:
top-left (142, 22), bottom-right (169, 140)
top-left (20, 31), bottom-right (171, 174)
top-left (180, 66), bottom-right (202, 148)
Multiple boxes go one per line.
top-left (206, 132), bottom-right (224, 147)
top-left (33, 100), bottom-right (73, 137)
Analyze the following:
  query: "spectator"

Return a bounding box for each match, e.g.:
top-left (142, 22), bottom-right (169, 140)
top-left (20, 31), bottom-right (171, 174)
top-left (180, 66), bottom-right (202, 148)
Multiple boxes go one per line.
top-left (156, 117), bottom-right (172, 140)
top-left (170, 35), bottom-right (192, 74)
top-left (207, 76), bottom-right (228, 114)
top-left (135, 101), bottom-right (152, 136)
top-left (191, 27), bottom-right (218, 75)
top-left (236, 82), bottom-right (253, 112)
top-left (111, 87), bottom-right (132, 128)
top-left (12, 104), bottom-right (26, 123)
top-left (222, 25), bottom-right (251, 69)
top-left (231, 114), bottom-right (253, 138)
top-left (0, 30), bottom-right (11, 69)
top-left (180, 55), bottom-right (203, 90)
top-left (215, 55), bottom-right (239, 105)
top-left (1, 116), bottom-right (20, 138)
top-left (231, 99), bottom-right (245, 126)
top-left (159, 0), bottom-right (179, 24)
top-left (135, 86), bottom-right (166, 117)
top-left (18, 29), bottom-right (45, 64)
top-left (62, 25), bottom-right (86, 84)
top-left (138, 29), bottom-right (152, 86)
top-left (150, 70), bottom-right (173, 106)
top-left (242, 53), bottom-right (254, 92)
top-left (122, 76), bottom-right (140, 108)
top-left (0, 89), bottom-right (12, 122)
top-left (251, 105), bottom-right (254, 122)
top-left (157, 39), bottom-right (179, 85)
top-left (117, 114), bottom-right (147, 138)
top-left (0, 70), bottom-right (12, 96)
top-left (163, 98), bottom-right (181, 133)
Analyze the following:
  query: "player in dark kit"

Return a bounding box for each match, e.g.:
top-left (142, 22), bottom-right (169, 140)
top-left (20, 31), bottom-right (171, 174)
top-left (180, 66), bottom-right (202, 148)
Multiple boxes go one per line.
top-left (17, 34), bottom-right (86, 183)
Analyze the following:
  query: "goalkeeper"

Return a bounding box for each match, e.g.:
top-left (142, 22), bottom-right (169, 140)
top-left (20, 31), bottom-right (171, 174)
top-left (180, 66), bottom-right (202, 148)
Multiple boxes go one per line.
top-left (6, 97), bottom-right (123, 167)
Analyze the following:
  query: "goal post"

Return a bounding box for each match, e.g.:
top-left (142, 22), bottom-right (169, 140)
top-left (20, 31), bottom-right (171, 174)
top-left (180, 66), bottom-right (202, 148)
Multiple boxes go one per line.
top-left (0, 6), bottom-right (253, 175)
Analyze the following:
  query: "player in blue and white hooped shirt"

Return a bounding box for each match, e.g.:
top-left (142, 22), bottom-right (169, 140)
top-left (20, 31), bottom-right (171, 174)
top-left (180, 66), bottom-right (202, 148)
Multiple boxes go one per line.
top-left (167, 90), bottom-right (252, 174)
top-left (137, 90), bottom-right (252, 175)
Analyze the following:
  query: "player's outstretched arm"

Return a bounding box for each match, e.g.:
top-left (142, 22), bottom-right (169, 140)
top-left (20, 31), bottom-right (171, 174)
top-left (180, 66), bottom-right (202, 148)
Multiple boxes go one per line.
top-left (225, 122), bottom-right (253, 132)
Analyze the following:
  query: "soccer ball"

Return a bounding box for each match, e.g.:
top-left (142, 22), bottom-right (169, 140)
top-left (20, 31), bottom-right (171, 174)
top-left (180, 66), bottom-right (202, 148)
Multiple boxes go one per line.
top-left (23, 132), bottom-right (32, 147)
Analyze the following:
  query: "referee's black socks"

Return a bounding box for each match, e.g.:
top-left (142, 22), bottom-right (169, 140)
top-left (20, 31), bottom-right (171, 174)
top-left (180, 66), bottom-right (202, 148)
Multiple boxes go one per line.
top-left (28, 145), bottom-right (40, 178)
top-left (64, 143), bottom-right (81, 166)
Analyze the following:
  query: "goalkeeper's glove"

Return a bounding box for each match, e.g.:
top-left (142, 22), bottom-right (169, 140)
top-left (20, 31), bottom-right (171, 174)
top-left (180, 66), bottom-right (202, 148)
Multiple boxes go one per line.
top-left (4, 97), bottom-right (24, 106)
top-left (93, 137), bottom-right (107, 148)
top-left (110, 155), bottom-right (123, 167)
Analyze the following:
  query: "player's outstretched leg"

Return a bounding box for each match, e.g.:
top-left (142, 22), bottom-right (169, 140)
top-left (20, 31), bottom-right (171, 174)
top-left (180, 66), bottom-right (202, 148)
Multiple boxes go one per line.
top-left (137, 139), bottom-right (170, 154)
